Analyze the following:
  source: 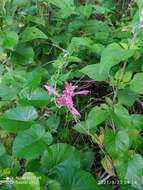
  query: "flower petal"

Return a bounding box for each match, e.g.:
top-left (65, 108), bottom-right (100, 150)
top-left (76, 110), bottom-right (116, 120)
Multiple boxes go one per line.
top-left (56, 95), bottom-right (67, 106)
top-left (70, 106), bottom-right (81, 116)
top-left (74, 90), bottom-right (91, 95)
top-left (44, 85), bottom-right (59, 96)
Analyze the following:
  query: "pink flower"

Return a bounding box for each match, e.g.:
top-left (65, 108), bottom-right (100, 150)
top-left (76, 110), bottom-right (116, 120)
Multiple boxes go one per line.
top-left (44, 82), bottom-right (91, 117)
top-left (43, 85), bottom-right (59, 96)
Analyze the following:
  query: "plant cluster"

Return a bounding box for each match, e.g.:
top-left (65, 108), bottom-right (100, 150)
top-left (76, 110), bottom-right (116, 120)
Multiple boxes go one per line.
top-left (0, 0), bottom-right (143, 190)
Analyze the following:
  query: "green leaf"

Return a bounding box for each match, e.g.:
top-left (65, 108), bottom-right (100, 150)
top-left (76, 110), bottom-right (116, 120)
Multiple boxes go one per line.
top-left (132, 10), bottom-right (140, 30)
top-left (13, 0), bottom-right (30, 7)
top-left (0, 32), bottom-right (5, 46)
top-left (41, 143), bottom-right (80, 173)
top-left (12, 125), bottom-right (53, 159)
top-left (48, 0), bottom-right (75, 18)
top-left (71, 37), bottom-right (92, 47)
top-left (68, 37), bottom-right (93, 53)
top-left (46, 115), bottom-right (60, 132)
top-left (135, 0), bottom-right (143, 9)
top-left (24, 69), bottom-right (43, 89)
top-left (11, 44), bottom-right (34, 65)
top-left (4, 106), bottom-right (38, 122)
top-left (111, 104), bottom-right (132, 129)
top-left (81, 64), bottom-right (108, 81)
top-left (0, 154), bottom-right (11, 169)
top-left (74, 121), bottom-right (89, 135)
top-left (0, 106), bottom-right (38, 132)
top-left (48, 0), bottom-right (74, 9)
top-left (3, 31), bottom-right (18, 50)
top-left (125, 154), bottom-right (143, 190)
top-left (137, 28), bottom-right (143, 41)
top-left (114, 152), bottom-right (131, 180)
top-left (68, 18), bottom-right (83, 32)
top-left (122, 71), bottom-right (132, 83)
top-left (53, 167), bottom-right (103, 190)
top-left (0, 153), bottom-right (19, 177)
top-left (20, 27), bottom-right (48, 42)
top-left (84, 20), bottom-right (111, 42)
top-left (0, 84), bottom-right (18, 104)
top-left (87, 106), bottom-right (109, 127)
top-left (90, 43), bottom-right (105, 56)
top-left (0, 184), bottom-right (14, 190)
top-left (48, 180), bottom-right (62, 190)
top-left (93, 5), bottom-right (112, 14)
top-left (27, 16), bottom-right (45, 26)
top-left (20, 88), bottom-right (49, 107)
top-left (118, 87), bottom-right (139, 106)
top-left (131, 114), bottom-right (143, 129)
top-left (0, 117), bottom-right (35, 133)
top-left (99, 43), bottom-right (134, 79)
top-left (75, 106), bottom-right (109, 135)
top-left (81, 151), bottom-right (95, 171)
top-left (77, 4), bottom-right (93, 18)
top-left (120, 185), bottom-right (138, 190)
top-left (0, 144), bottom-right (5, 156)
top-left (15, 172), bottom-right (40, 190)
top-left (104, 130), bottom-right (130, 159)
top-left (130, 73), bottom-right (143, 94)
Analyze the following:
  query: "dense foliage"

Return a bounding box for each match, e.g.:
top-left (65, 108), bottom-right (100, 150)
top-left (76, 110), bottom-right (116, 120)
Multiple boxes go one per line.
top-left (0, 0), bottom-right (143, 189)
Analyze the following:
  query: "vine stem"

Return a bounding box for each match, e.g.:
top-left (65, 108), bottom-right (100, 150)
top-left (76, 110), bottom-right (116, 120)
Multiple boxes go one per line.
top-left (90, 135), bottom-right (116, 178)
top-left (112, 60), bottom-right (128, 104)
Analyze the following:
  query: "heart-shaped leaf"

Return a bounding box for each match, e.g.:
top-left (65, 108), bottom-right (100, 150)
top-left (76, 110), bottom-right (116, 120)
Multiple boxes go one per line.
top-left (12, 125), bottom-right (53, 159)
top-left (20, 27), bottom-right (48, 42)
top-left (130, 73), bottom-right (143, 94)
top-left (41, 143), bottom-right (80, 173)
top-left (0, 106), bottom-right (38, 132)
top-left (11, 45), bottom-right (34, 65)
